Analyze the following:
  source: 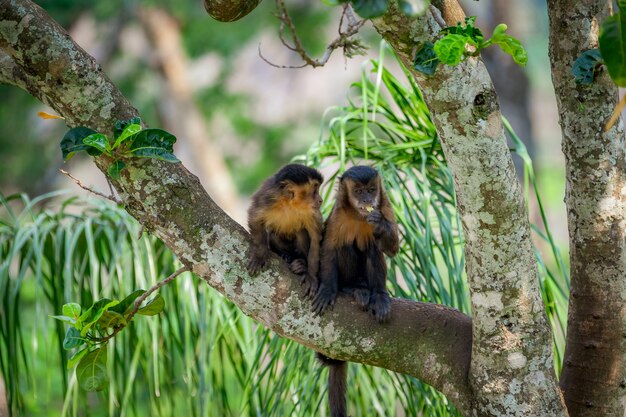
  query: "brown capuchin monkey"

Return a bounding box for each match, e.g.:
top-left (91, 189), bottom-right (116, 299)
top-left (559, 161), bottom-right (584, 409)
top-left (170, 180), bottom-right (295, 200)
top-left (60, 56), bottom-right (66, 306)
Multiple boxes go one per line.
top-left (312, 165), bottom-right (399, 417)
top-left (246, 163), bottom-right (323, 296)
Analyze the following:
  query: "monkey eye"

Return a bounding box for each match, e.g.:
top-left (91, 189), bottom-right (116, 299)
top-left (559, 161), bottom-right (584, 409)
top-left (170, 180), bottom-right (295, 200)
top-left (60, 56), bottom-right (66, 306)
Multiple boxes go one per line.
top-left (368, 188), bottom-right (375, 193)
top-left (355, 189), bottom-right (362, 195)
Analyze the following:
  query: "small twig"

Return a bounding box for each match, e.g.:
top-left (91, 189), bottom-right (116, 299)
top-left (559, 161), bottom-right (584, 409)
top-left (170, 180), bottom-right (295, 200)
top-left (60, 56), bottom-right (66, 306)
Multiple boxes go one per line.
top-left (94, 266), bottom-right (190, 343)
top-left (259, 1), bottom-right (366, 69)
top-left (60, 169), bottom-right (122, 204)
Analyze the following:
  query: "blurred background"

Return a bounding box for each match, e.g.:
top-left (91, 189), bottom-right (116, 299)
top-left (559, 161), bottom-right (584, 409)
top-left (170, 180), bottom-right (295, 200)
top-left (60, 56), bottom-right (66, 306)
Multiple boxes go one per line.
top-left (0, 1), bottom-right (569, 416)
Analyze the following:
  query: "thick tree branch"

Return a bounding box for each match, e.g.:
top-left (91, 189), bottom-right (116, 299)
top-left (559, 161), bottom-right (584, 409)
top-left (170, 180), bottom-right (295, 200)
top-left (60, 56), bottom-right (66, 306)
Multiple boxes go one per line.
top-left (547, 1), bottom-right (626, 415)
top-left (0, 0), bottom-right (473, 413)
top-left (371, 2), bottom-right (568, 416)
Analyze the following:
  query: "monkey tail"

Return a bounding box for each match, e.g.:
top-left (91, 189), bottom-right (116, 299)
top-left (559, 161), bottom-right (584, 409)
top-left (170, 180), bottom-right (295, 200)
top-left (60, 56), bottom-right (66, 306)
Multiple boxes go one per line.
top-left (316, 352), bottom-right (348, 417)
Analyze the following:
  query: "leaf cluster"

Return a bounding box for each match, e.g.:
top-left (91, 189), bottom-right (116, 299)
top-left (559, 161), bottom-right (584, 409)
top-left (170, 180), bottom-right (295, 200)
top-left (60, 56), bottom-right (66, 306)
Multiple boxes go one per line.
top-left (51, 292), bottom-right (164, 391)
top-left (60, 118), bottom-right (179, 180)
top-left (414, 17), bottom-right (528, 75)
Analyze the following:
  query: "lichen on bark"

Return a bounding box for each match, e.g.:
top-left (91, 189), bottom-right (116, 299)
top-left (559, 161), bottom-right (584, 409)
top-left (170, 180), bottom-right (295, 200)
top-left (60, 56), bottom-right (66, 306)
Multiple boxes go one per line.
top-left (547, 1), bottom-right (626, 415)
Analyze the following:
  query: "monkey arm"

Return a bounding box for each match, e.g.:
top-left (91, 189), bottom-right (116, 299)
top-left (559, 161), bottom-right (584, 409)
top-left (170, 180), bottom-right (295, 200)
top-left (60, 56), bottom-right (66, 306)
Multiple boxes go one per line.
top-left (368, 212), bottom-right (400, 257)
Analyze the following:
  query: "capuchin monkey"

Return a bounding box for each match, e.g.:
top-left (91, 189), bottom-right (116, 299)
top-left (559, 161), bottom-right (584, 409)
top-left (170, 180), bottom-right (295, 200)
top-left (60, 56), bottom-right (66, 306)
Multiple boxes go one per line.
top-left (247, 163), bottom-right (323, 296)
top-left (312, 165), bottom-right (399, 417)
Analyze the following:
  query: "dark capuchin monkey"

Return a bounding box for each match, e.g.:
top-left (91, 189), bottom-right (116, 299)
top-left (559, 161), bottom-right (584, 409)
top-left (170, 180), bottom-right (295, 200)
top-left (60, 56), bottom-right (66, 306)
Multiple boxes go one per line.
top-left (246, 163), bottom-right (323, 296)
top-left (312, 165), bottom-right (399, 417)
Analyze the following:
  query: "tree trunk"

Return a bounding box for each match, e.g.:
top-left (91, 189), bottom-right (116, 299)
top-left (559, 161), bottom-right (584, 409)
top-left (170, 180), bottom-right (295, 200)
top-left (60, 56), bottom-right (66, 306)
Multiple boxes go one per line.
top-left (547, 1), bottom-right (626, 416)
top-left (372, 2), bottom-right (567, 415)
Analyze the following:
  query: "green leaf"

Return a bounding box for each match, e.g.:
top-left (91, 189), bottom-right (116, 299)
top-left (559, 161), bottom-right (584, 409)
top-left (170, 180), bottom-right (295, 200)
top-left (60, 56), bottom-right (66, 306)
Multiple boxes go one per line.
top-left (114, 117), bottom-right (142, 140)
top-left (572, 49), bottom-right (604, 85)
top-left (434, 34), bottom-right (470, 66)
top-left (489, 24), bottom-right (528, 66)
top-left (441, 16), bottom-right (483, 43)
top-left (97, 311), bottom-right (127, 329)
top-left (82, 133), bottom-right (110, 154)
top-left (351, 0), bottom-right (388, 19)
top-left (136, 293), bottom-right (165, 316)
top-left (62, 303), bottom-right (82, 320)
top-left (50, 315), bottom-right (76, 325)
top-left (76, 346), bottom-right (108, 391)
top-left (60, 127), bottom-right (100, 160)
top-left (109, 289), bottom-right (146, 315)
top-left (79, 298), bottom-right (120, 337)
top-left (413, 42), bottom-right (440, 75)
top-left (112, 123), bottom-right (141, 149)
top-left (107, 160), bottom-right (126, 180)
top-left (67, 347), bottom-right (89, 369)
top-left (128, 129), bottom-right (179, 162)
top-left (63, 327), bottom-right (86, 350)
top-left (599, 12), bottom-right (626, 86)
top-left (396, 0), bottom-right (425, 17)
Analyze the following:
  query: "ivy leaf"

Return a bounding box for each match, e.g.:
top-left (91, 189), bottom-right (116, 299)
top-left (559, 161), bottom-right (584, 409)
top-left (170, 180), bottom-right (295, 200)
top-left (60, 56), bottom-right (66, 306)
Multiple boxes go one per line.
top-left (434, 34), bottom-right (470, 66)
top-left (76, 346), bottom-right (108, 391)
top-left (114, 117), bottom-right (142, 140)
top-left (572, 49), bottom-right (604, 85)
top-left (63, 326), bottom-right (86, 350)
top-left (107, 160), bottom-right (126, 180)
top-left (397, 0), bottom-right (425, 17)
top-left (112, 123), bottom-right (141, 149)
top-left (109, 290), bottom-right (146, 315)
top-left (82, 133), bottom-right (110, 154)
top-left (599, 11), bottom-right (626, 86)
top-left (129, 129), bottom-right (179, 162)
top-left (67, 347), bottom-right (89, 369)
top-left (413, 42), bottom-right (440, 75)
top-left (489, 24), bottom-right (528, 66)
top-left (351, 0), bottom-right (388, 19)
top-left (60, 127), bottom-right (100, 160)
top-left (136, 293), bottom-right (165, 316)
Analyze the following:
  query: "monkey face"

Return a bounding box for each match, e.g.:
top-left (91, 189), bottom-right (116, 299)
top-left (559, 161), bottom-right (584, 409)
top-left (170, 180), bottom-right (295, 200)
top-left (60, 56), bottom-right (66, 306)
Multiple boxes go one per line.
top-left (345, 177), bottom-right (380, 217)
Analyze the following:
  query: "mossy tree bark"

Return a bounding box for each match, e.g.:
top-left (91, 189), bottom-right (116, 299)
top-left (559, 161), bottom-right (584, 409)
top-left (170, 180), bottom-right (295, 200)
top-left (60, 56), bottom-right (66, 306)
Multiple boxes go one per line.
top-left (547, 1), bottom-right (626, 416)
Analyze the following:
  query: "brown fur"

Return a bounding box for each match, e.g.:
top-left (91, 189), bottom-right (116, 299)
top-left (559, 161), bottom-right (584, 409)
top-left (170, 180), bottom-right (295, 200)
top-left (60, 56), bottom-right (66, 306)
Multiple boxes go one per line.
top-left (246, 164), bottom-right (323, 297)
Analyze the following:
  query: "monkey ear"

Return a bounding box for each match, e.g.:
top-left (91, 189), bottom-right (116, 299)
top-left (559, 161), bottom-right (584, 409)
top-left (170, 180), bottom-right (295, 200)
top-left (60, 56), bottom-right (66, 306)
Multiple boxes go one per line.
top-left (280, 181), bottom-right (296, 199)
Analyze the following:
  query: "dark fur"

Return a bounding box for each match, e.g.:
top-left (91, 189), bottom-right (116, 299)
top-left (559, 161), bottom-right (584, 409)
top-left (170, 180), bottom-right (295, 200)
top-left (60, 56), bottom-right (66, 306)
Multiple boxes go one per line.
top-left (312, 165), bottom-right (399, 417)
top-left (246, 163), bottom-right (323, 296)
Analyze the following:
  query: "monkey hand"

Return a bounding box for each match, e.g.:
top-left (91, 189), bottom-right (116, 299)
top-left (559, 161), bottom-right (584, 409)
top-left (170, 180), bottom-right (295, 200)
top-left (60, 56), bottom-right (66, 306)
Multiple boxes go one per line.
top-left (368, 291), bottom-right (391, 323)
top-left (247, 256), bottom-right (266, 276)
top-left (312, 284), bottom-right (336, 316)
top-left (301, 274), bottom-right (319, 299)
top-left (289, 259), bottom-right (307, 275)
top-left (365, 209), bottom-right (383, 225)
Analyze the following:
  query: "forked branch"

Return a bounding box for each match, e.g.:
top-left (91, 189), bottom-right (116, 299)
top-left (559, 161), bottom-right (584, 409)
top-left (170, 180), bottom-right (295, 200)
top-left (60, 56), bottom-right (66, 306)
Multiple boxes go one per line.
top-left (259, 1), bottom-right (366, 69)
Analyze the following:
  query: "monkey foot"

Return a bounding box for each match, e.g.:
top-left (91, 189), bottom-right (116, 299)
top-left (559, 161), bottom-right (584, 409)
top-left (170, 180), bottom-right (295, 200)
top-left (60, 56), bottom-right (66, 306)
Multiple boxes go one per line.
top-left (247, 256), bottom-right (265, 276)
top-left (288, 258), bottom-right (307, 275)
top-left (301, 274), bottom-right (319, 299)
top-left (312, 285), bottom-right (336, 316)
top-left (369, 292), bottom-right (391, 323)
